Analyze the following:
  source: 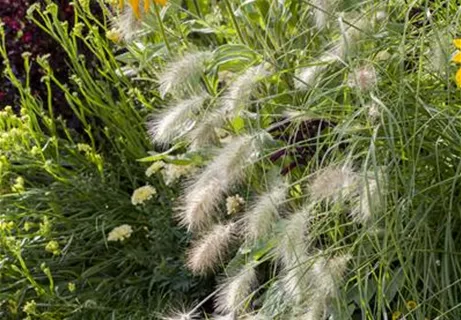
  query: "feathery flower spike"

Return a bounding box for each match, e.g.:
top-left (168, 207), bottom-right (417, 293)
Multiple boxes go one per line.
top-left (186, 223), bottom-right (235, 275)
top-left (215, 265), bottom-right (257, 313)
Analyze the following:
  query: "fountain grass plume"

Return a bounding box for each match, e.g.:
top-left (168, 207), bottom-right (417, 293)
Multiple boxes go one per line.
top-left (186, 223), bottom-right (236, 275)
top-left (244, 179), bottom-right (288, 242)
top-left (148, 93), bottom-right (209, 147)
top-left (178, 134), bottom-right (265, 231)
top-left (214, 264), bottom-right (257, 314)
top-left (158, 51), bottom-right (213, 98)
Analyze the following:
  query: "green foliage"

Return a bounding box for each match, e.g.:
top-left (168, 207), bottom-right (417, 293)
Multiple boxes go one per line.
top-left (3, 0), bottom-right (461, 319)
top-left (0, 1), bottom-right (205, 319)
top-left (122, 0), bottom-right (461, 319)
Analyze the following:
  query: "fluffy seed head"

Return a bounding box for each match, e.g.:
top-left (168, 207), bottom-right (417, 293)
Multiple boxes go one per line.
top-left (245, 180), bottom-right (288, 242)
top-left (282, 253), bottom-right (351, 312)
top-left (112, 2), bottom-right (143, 41)
top-left (220, 64), bottom-right (270, 117)
top-left (309, 253), bottom-right (351, 300)
top-left (277, 206), bottom-right (313, 267)
top-left (212, 314), bottom-right (236, 320)
top-left (215, 265), bottom-right (258, 314)
top-left (179, 135), bottom-right (263, 231)
top-left (161, 309), bottom-right (200, 320)
top-left (187, 112), bottom-right (224, 151)
top-left (149, 93), bottom-right (209, 146)
top-left (294, 64), bottom-right (328, 90)
top-left (186, 223), bottom-right (236, 275)
top-left (310, 164), bottom-right (358, 202)
top-left (366, 102), bottom-right (380, 121)
top-left (312, 0), bottom-right (339, 30)
top-left (351, 170), bottom-right (386, 224)
top-left (281, 256), bottom-right (312, 306)
top-left (348, 65), bottom-right (378, 91)
top-left (299, 304), bottom-right (326, 320)
top-left (159, 51), bottom-right (213, 98)
top-left (338, 11), bottom-right (387, 59)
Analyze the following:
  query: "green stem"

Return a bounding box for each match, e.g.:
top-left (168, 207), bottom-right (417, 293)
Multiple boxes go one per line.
top-left (192, 0), bottom-right (203, 18)
top-left (154, 3), bottom-right (172, 54)
top-left (223, 0), bottom-right (245, 44)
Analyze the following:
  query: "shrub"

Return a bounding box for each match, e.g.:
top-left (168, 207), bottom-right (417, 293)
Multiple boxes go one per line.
top-left (0, 1), bottom-right (205, 319)
top-left (121, 0), bottom-right (461, 319)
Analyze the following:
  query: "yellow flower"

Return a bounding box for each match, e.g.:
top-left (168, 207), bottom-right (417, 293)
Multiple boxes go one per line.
top-left (45, 240), bottom-right (61, 255)
top-left (24, 222), bottom-right (34, 232)
top-left (392, 311), bottom-right (402, 320)
top-left (452, 39), bottom-right (461, 87)
top-left (453, 39), bottom-right (461, 63)
top-left (0, 220), bottom-right (14, 231)
top-left (106, 29), bottom-right (121, 43)
top-left (12, 176), bottom-right (25, 193)
top-left (67, 282), bottom-right (76, 292)
top-left (406, 300), bottom-right (417, 310)
top-left (107, 224), bottom-right (133, 242)
top-left (131, 185), bottom-right (157, 205)
top-left (454, 39), bottom-right (461, 50)
top-left (23, 300), bottom-right (37, 315)
top-left (119, 0), bottom-right (167, 19)
top-left (456, 68), bottom-right (461, 88)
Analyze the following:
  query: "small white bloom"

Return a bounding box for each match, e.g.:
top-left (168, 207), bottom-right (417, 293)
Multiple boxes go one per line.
top-left (226, 194), bottom-right (246, 215)
top-left (145, 161), bottom-right (165, 177)
top-left (162, 162), bottom-right (198, 186)
top-left (107, 224), bottom-right (133, 242)
top-left (366, 102), bottom-right (380, 121)
top-left (131, 185), bottom-right (157, 205)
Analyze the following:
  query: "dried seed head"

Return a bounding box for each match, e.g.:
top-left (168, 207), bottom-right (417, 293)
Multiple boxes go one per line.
top-left (277, 206), bottom-right (313, 267)
top-left (215, 265), bottom-right (258, 314)
top-left (186, 223), bottom-right (236, 275)
top-left (312, 0), bottom-right (339, 30)
top-left (158, 51), bottom-right (213, 98)
top-left (310, 164), bottom-right (358, 202)
top-left (148, 93), bottom-right (209, 146)
top-left (245, 180), bottom-right (288, 242)
top-left (112, 5), bottom-right (142, 41)
top-left (220, 64), bottom-right (270, 118)
top-left (348, 65), bottom-right (378, 92)
top-left (161, 309), bottom-right (200, 320)
top-left (351, 170), bottom-right (386, 224)
top-left (178, 135), bottom-right (263, 231)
